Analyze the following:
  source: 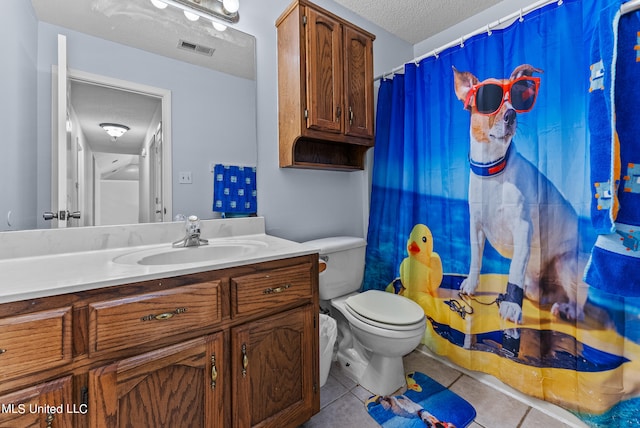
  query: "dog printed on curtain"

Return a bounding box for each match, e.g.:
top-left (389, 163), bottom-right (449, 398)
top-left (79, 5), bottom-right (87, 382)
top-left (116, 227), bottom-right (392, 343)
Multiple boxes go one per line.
top-left (364, 0), bottom-right (640, 425)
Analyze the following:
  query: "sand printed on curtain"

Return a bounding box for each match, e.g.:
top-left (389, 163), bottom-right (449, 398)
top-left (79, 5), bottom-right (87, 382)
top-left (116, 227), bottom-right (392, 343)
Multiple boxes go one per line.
top-left (364, 0), bottom-right (640, 426)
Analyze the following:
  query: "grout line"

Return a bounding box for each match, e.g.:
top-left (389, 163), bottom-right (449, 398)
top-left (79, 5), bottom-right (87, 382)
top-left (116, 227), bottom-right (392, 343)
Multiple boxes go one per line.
top-left (517, 407), bottom-right (533, 427)
top-left (447, 371), bottom-right (465, 389)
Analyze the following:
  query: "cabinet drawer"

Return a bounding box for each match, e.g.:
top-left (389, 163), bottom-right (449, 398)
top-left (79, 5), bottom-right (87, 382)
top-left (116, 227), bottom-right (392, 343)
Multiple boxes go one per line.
top-left (88, 281), bottom-right (221, 356)
top-left (0, 307), bottom-right (72, 379)
top-left (232, 263), bottom-right (313, 317)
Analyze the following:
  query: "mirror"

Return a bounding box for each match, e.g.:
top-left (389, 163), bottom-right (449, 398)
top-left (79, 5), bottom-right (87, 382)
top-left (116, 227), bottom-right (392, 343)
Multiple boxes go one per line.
top-left (1, 0), bottom-right (257, 231)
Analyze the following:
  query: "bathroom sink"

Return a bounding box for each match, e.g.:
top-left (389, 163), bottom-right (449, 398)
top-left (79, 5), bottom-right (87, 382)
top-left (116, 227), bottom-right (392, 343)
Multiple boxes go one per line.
top-left (113, 239), bottom-right (268, 266)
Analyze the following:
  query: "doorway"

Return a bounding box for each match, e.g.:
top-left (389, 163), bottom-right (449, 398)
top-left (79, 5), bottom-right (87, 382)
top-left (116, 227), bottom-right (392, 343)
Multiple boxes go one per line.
top-left (60, 69), bottom-right (172, 227)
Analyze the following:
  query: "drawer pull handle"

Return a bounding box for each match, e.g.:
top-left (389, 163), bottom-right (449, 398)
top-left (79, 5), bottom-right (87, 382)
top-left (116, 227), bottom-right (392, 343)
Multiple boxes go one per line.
top-left (211, 354), bottom-right (218, 389)
top-left (141, 307), bottom-right (188, 322)
top-left (241, 344), bottom-right (248, 377)
top-left (263, 284), bottom-right (291, 295)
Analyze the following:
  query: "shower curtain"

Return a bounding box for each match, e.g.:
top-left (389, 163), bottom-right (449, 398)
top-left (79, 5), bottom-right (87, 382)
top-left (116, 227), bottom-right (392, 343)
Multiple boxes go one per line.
top-left (364, 0), bottom-right (640, 425)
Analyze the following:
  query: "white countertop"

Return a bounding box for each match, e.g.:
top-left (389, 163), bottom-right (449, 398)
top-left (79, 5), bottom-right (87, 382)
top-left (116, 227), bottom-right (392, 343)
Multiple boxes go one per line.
top-left (0, 218), bottom-right (317, 304)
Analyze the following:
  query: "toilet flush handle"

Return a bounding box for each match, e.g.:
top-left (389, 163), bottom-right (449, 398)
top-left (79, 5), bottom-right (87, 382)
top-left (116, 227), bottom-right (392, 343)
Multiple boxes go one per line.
top-left (318, 255), bottom-right (328, 273)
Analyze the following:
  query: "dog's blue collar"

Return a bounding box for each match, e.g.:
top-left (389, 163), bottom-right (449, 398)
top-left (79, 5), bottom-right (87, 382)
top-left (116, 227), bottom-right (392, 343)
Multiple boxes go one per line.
top-left (469, 144), bottom-right (512, 177)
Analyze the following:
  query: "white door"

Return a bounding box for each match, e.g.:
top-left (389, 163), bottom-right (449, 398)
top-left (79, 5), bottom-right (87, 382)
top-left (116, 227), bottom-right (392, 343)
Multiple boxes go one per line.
top-left (153, 124), bottom-right (164, 222)
top-left (48, 34), bottom-right (80, 228)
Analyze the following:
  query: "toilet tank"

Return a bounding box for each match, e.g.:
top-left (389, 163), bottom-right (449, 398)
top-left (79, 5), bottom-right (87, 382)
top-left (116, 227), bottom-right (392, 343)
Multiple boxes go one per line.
top-left (303, 237), bottom-right (367, 300)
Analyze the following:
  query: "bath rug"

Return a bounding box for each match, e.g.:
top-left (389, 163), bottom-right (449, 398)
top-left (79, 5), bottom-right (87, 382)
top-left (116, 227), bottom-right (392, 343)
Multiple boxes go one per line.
top-left (365, 371), bottom-right (475, 428)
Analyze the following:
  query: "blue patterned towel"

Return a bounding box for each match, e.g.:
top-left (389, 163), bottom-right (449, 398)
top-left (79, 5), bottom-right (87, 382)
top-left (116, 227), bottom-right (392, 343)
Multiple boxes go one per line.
top-left (587, 1), bottom-right (623, 234)
top-left (213, 165), bottom-right (257, 215)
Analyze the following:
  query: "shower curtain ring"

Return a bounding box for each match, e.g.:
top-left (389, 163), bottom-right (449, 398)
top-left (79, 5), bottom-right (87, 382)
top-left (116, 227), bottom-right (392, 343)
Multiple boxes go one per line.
top-left (434, 49), bottom-right (439, 59)
top-left (460, 37), bottom-right (465, 48)
top-left (519, 9), bottom-right (524, 22)
top-left (486, 24), bottom-right (492, 36)
top-left (557, 0), bottom-right (563, 5)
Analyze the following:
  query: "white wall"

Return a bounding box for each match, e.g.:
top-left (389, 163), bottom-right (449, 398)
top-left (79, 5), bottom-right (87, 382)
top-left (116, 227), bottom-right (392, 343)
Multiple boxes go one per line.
top-left (233, 0), bottom-right (414, 242)
top-left (1, 0), bottom-right (38, 231)
top-left (100, 181), bottom-right (139, 226)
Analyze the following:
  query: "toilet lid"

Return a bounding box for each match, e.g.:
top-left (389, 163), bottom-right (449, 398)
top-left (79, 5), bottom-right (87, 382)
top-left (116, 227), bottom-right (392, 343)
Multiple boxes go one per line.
top-left (345, 290), bottom-right (425, 326)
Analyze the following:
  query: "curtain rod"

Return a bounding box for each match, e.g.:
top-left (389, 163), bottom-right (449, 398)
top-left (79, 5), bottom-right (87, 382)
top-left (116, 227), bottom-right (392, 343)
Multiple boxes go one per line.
top-left (374, 0), bottom-right (640, 82)
top-left (374, 0), bottom-right (559, 81)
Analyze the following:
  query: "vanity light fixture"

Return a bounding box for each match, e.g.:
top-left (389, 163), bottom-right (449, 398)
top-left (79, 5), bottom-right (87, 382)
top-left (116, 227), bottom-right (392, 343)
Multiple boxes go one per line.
top-left (151, 0), bottom-right (240, 24)
top-left (221, 0), bottom-right (239, 14)
top-left (212, 22), bottom-right (227, 32)
top-left (150, 0), bottom-right (168, 9)
top-left (184, 10), bottom-right (200, 21)
top-left (99, 123), bottom-right (130, 141)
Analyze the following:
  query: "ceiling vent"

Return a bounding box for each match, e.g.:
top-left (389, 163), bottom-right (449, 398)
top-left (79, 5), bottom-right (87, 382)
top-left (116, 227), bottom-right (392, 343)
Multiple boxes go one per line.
top-left (177, 40), bottom-right (215, 56)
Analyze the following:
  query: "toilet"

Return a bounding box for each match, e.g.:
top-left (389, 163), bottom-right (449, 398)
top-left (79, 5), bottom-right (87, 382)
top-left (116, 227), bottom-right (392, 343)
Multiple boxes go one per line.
top-left (304, 236), bottom-right (426, 396)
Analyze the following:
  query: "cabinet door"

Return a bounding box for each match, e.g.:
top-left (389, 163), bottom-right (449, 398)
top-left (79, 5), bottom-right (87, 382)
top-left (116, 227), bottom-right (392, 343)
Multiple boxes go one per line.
top-left (232, 305), bottom-right (317, 428)
top-left (343, 25), bottom-right (374, 139)
top-left (0, 375), bottom-right (74, 428)
top-left (305, 7), bottom-right (343, 134)
top-left (88, 334), bottom-right (224, 428)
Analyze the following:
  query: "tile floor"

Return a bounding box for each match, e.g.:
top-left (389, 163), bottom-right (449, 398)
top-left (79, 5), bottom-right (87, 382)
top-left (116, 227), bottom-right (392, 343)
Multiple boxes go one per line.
top-left (301, 345), bottom-right (588, 428)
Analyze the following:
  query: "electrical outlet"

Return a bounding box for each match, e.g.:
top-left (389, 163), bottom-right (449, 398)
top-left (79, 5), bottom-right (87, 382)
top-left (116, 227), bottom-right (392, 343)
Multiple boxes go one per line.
top-left (179, 171), bottom-right (192, 184)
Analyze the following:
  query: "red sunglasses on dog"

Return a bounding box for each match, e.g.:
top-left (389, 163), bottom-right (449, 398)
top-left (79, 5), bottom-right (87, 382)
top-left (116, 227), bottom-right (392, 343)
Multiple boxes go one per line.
top-left (464, 76), bottom-right (540, 115)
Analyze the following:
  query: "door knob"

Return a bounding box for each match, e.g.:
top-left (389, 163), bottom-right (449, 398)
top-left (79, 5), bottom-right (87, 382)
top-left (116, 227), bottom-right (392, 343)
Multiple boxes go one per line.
top-left (43, 210), bottom-right (81, 221)
top-left (43, 211), bottom-right (58, 221)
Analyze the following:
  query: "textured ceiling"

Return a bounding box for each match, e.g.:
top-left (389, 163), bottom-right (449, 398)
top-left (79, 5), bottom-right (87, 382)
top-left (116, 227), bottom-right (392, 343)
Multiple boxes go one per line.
top-left (334, 0), bottom-right (502, 44)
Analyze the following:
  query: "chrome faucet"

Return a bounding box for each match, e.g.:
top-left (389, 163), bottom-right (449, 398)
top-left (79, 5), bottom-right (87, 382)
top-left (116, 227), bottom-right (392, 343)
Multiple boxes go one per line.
top-left (173, 215), bottom-right (209, 247)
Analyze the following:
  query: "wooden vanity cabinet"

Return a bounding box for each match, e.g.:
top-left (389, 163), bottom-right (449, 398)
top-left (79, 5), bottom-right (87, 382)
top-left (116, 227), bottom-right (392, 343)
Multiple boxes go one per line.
top-left (0, 376), bottom-right (74, 428)
top-left (0, 255), bottom-right (319, 428)
top-left (277, 0), bottom-right (375, 170)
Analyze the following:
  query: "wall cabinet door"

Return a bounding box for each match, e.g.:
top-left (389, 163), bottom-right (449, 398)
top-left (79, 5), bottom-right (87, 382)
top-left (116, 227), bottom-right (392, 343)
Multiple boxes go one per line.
top-left (305, 7), bottom-right (343, 134)
top-left (343, 25), bottom-right (374, 139)
top-left (0, 375), bottom-right (74, 428)
top-left (232, 305), bottom-right (317, 428)
top-left (88, 334), bottom-right (224, 428)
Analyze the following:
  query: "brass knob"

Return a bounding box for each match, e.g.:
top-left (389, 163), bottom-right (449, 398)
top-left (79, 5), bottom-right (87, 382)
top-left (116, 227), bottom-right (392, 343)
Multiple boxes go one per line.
top-left (241, 344), bottom-right (248, 378)
top-left (263, 284), bottom-right (291, 294)
top-left (211, 355), bottom-right (218, 389)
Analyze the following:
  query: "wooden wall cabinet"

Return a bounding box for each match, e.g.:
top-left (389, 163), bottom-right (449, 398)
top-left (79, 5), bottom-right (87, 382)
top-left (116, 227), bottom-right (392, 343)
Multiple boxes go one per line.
top-left (277, 0), bottom-right (375, 171)
top-left (0, 255), bottom-right (319, 428)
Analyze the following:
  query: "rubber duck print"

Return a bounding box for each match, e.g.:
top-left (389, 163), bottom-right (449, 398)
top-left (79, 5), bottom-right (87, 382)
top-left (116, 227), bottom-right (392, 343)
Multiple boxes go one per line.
top-left (399, 224), bottom-right (443, 299)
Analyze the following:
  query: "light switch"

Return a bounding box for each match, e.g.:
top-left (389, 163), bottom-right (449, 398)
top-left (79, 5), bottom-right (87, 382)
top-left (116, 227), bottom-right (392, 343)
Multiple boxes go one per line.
top-left (179, 171), bottom-right (192, 184)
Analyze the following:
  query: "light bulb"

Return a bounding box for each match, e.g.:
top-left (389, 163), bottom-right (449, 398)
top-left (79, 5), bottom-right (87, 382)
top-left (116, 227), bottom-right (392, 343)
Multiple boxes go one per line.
top-left (150, 0), bottom-right (168, 9)
top-left (222, 0), bottom-right (239, 14)
top-left (212, 22), bottom-right (227, 32)
top-left (184, 10), bottom-right (200, 21)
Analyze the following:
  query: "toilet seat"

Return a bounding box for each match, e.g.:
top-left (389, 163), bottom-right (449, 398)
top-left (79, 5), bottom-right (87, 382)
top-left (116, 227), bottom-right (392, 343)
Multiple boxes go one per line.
top-left (345, 290), bottom-right (425, 331)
